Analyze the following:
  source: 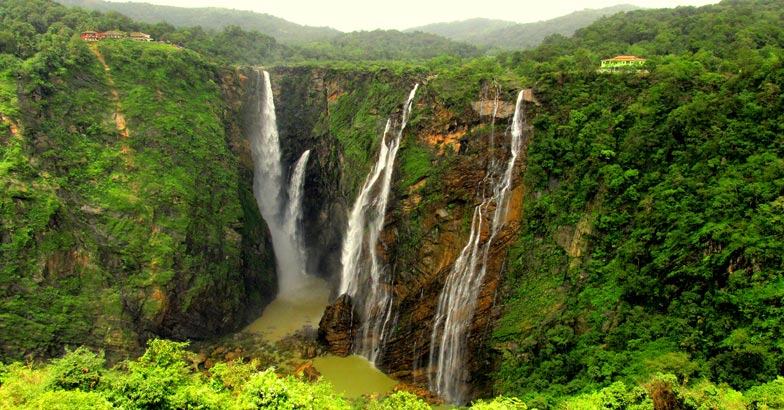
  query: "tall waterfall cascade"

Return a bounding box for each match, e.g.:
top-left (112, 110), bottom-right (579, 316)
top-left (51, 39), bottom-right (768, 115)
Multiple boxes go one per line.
top-left (247, 69), bottom-right (311, 298)
top-left (429, 90), bottom-right (526, 404)
top-left (338, 84), bottom-right (419, 363)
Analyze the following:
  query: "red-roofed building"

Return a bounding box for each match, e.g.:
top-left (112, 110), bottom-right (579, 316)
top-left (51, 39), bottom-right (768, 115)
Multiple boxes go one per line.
top-left (81, 30), bottom-right (127, 42)
top-left (80, 30), bottom-right (100, 41)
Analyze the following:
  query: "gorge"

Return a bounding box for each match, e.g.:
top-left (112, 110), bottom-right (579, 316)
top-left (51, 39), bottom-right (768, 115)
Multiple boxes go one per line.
top-left (3, 0), bottom-right (784, 408)
top-left (243, 67), bottom-right (530, 404)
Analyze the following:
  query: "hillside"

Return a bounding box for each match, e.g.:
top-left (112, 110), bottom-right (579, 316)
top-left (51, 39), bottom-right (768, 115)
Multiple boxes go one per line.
top-left (490, 0), bottom-right (784, 402)
top-left (54, 0), bottom-right (481, 62)
top-left (1, 0), bottom-right (277, 360)
top-left (56, 0), bottom-right (342, 43)
top-left (407, 5), bottom-right (641, 50)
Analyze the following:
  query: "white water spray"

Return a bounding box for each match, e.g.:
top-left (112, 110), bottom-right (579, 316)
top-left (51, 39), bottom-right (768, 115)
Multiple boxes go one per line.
top-left (338, 85), bottom-right (418, 362)
top-left (248, 69), bottom-right (310, 297)
top-left (251, 70), bottom-right (284, 219)
top-left (429, 90), bottom-right (525, 404)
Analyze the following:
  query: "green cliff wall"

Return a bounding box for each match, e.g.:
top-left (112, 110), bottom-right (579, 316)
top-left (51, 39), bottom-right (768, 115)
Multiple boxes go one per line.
top-left (0, 38), bottom-right (276, 361)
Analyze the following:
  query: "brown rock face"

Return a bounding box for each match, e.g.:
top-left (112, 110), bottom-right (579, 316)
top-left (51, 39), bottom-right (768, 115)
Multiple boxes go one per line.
top-left (373, 88), bottom-right (533, 401)
top-left (294, 361), bottom-right (321, 382)
top-left (318, 294), bottom-right (358, 356)
top-left (274, 70), bottom-right (537, 401)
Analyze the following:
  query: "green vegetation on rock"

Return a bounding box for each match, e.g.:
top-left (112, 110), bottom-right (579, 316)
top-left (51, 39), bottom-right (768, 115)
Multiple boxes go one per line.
top-left (1, 0), bottom-right (275, 362)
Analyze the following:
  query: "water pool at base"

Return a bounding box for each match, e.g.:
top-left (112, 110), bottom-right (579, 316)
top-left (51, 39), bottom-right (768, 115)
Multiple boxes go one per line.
top-left (312, 354), bottom-right (398, 398)
top-left (243, 274), bottom-right (398, 398)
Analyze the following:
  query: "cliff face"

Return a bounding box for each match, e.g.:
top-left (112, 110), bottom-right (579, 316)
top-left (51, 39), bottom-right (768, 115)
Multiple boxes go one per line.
top-left (0, 40), bottom-right (276, 361)
top-left (262, 67), bottom-right (419, 283)
top-left (264, 66), bottom-right (534, 401)
top-left (376, 84), bottom-right (532, 400)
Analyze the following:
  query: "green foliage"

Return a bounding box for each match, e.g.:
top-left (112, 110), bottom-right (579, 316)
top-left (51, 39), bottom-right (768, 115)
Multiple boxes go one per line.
top-left (57, 0), bottom-right (341, 44)
top-left (0, 340), bottom-right (434, 409)
top-left (21, 390), bottom-right (114, 410)
top-left (107, 340), bottom-right (192, 409)
top-left (365, 391), bottom-right (431, 410)
top-left (295, 29), bottom-right (482, 62)
top-left (745, 377), bottom-right (784, 410)
top-left (45, 347), bottom-right (105, 391)
top-left (471, 396), bottom-right (528, 410)
top-left (0, 362), bottom-right (47, 407)
top-left (493, 0), bottom-right (784, 402)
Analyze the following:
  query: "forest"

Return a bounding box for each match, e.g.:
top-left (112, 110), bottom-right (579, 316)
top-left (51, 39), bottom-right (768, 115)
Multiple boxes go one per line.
top-left (1, 0), bottom-right (783, 408)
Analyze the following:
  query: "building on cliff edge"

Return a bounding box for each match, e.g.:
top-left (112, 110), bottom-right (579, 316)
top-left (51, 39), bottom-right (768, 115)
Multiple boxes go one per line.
top-left (80, 31), bottom-right (154, 42)
top-left (598, 55), bottom-right (647, 72)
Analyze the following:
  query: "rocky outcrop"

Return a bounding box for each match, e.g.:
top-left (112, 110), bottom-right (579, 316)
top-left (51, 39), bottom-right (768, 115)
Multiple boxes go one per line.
top-left (318, 294), bottom-right (358, 356)
top-left (294, 361), bottom-right (322, 382)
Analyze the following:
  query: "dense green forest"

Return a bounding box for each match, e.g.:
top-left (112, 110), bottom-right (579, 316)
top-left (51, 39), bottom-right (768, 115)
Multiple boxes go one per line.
top-left (0, 0), bottom-right (277, 361)
top-left (486, 0), bottom-right (784, 406)
top-left (54, 0), bottom-right (482, 62)
top-left (1, 0), bottom-right (784, 408)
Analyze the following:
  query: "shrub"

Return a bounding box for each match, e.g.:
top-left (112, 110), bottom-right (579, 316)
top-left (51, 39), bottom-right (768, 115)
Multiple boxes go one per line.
top-left (45, 346), bottom-right (104, 391)
top-left (745, 377), bottom-right (784, 410)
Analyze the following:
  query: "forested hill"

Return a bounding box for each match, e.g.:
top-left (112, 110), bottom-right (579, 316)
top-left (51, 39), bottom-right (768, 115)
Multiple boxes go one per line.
top-left (407, 5), bottom-right (641, 50)
top-left (298, 29), bottom-right (482, 61)
top-left (55, 0), bottom-right (482, 60)
top-left (56, 0), bottom-right (342, 44)
top-left (488, 0), bottom-right (784, 404)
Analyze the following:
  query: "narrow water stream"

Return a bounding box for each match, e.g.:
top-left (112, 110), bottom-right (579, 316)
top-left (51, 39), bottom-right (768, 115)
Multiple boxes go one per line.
top-left (243, 276), bottom-right (398, 398)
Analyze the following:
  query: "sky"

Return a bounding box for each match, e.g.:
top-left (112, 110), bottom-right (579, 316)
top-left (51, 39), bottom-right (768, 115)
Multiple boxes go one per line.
top-left (105, 0), bottom-right (720, 32)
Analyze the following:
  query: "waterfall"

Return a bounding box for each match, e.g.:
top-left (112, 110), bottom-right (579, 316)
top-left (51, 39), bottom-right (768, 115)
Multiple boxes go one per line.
top-left (338, 84), bottom-right (419, 363)
top-left (251, 70), bottom-right (284, 220)
top-left (285, 150), bottom-right (311, 268)
top-left (429, 90), bottom-right (525, 404)
top-left (248, 69), bottom-right (310, 298)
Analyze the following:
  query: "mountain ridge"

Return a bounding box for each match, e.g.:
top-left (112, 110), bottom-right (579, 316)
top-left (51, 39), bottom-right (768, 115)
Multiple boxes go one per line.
top-left (406, 4), bottom-right (642, 49)
top-left (56, 0), bottom-right (342, 43)
top-left (58, 0), bottom-right (640, 51)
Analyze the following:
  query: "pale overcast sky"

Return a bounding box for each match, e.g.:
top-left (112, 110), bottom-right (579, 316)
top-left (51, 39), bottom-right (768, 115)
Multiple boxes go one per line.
top-left (105, 0), bottom-right (720, 32)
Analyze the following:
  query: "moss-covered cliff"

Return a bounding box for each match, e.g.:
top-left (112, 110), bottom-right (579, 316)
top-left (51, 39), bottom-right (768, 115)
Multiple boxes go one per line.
top-left (0, 38), bottom-right (275, 361)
